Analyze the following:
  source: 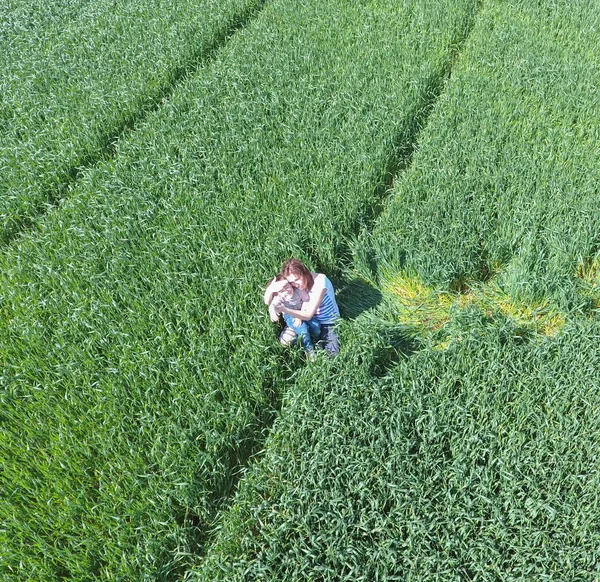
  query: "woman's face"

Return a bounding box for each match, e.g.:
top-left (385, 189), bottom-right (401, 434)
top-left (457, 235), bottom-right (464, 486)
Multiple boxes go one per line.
top-left (286, 273), bottom-right (304, 290)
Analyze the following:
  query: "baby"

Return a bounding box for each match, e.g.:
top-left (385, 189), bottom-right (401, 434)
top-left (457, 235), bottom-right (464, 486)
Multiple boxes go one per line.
top-left (268, 274), bottom-right (317, 352)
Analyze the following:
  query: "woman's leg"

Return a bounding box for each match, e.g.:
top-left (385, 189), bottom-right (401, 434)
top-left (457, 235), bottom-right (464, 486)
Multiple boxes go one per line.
top-left (319, 324), bottom-right (340, 357)
top-left (306, 317), bottom-right (321, 342)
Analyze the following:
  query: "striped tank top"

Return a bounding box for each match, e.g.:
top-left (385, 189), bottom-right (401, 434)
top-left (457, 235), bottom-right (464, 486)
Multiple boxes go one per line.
top-left (312, 275), bottom-right (340, 325)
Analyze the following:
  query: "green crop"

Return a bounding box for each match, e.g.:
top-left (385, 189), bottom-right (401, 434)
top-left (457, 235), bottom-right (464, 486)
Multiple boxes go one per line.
top-left (367, 0), bottom-right (600, 314)
top-left (195, 1), bottom-right (600, 579)
top-left (0, 0), bottom-right (262, 243)
top-left (197, 315), bottom-right (600, 581)
top-left (0, 0), bottom-right (478, 578)
top-left (1, 0), bottom-right (88, 34)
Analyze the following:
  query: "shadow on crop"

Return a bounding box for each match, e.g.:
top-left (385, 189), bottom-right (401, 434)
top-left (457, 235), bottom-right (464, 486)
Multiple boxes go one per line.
top-left (169, 417), bottom-right (275, 571)
top-left (160, 344), bottom-right (300, 581)
top-left (369, 325), bottom-right (419, 378)
top-left (335, 277), bottom-right (383, 320)
top-left (330, 1), bottom-right (483, 276)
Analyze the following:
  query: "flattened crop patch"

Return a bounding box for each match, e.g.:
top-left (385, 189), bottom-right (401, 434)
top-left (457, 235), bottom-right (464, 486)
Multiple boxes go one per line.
top-left (382, 270), bottom-right (566, 338)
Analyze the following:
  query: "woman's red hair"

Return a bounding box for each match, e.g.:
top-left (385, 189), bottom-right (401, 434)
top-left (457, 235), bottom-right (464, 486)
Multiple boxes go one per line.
top-left (281, 259), bottom-right (314, 290)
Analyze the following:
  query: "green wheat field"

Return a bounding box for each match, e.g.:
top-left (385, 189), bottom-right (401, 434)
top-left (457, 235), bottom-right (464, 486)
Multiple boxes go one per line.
top-left (2, 0), bottom-right (600, 579)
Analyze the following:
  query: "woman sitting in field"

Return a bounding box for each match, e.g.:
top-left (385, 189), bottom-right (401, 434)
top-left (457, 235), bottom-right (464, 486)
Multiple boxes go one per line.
top-left (264, 258), bottom-right (340, 357)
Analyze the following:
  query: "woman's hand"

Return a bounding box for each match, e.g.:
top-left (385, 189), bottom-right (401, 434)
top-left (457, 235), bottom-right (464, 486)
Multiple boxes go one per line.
top-left (277, 273), bottom-right (326, 320)
top-left (264, 277), bottom-right (287, 305)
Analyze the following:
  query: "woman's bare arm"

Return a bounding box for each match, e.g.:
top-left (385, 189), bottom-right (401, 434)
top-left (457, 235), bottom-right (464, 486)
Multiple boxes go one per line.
top-left (264, 277), bottom-right (286, 305)
top-left (278, 275), bottom-right (326, 320)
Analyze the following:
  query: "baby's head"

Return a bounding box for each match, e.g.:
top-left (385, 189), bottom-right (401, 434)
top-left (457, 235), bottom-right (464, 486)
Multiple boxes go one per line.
top-left (274, 273), bottom-right (294, 301)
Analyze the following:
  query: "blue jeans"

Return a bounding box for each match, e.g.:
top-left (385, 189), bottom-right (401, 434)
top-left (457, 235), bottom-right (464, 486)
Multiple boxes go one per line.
top-left (283, 313), bottom-right (321, 351)
top-left (319, 323), bottom-right (340, 357)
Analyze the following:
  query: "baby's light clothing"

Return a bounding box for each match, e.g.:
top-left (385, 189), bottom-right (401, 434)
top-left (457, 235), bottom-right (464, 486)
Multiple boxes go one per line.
top-left (272, 287), bottom-right (309, 312)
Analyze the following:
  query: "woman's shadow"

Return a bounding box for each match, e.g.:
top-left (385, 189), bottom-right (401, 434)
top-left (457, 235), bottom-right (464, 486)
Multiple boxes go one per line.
top-left (334, 277), bottom-right (383, 320)
top-left (333, 274), bottom-right (419, 371)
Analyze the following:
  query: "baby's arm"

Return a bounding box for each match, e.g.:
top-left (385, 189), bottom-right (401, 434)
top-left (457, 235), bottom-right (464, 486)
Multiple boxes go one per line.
top-left (268, 295), bottom-right (283, 322)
